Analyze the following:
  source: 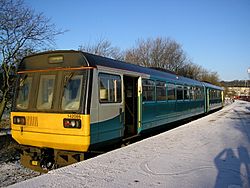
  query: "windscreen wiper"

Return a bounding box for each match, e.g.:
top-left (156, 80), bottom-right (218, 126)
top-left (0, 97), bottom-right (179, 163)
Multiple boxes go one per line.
top-left (19, 75), bottom-right (28, 87)
top-left (63, 72), bottom-right (74, 88)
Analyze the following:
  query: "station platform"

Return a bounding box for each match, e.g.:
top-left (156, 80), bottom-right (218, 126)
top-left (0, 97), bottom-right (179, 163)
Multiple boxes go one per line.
top-left (10, 100), bottom-right (250, 187)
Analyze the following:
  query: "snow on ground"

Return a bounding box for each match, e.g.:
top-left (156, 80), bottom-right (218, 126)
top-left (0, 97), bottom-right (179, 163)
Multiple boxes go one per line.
top-left (0, 161), bottom-right (40, 187)
top-left (9, 100), bottom-right (250, 188)
top-left (0, 135), bottom-right (40, 187)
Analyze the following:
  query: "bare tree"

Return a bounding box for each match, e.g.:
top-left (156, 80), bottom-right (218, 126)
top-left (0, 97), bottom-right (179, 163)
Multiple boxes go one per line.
top-left (178, 63), bottom-right (220, 85)
top-left (201, 70), bottom-right (220, 85)
top-left (0, 0), bottom-right (64, 120)
top-left (178, 62), bottom-right (203, 80)
top-left (125, 37), bottom-right (221, 85)
top-left (125, 37), bottom-right (188, 72)
top-left (79, 38), bottom-right (124, 60)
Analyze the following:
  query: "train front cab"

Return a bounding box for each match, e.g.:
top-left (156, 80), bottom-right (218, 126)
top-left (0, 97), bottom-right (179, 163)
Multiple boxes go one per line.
top-left (11, 52), bottom-right (93, 172)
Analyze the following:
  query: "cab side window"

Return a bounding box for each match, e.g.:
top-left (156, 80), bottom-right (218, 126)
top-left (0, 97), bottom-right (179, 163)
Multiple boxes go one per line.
top-left (99, 73), bottom-right (121, 103)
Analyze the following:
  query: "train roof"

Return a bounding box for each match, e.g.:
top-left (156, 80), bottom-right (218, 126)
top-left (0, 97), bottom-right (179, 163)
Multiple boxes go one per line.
top-left (202, 81), bottom-right (223, 90)
top-left (19, 50), bottom-right (223, 90)
top-left (83, 52), bottom-right (204, 86)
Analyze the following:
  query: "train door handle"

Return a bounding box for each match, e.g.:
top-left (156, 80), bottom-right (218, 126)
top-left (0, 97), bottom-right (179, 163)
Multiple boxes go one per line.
top-left (119, 107), bottom-right (123, 123)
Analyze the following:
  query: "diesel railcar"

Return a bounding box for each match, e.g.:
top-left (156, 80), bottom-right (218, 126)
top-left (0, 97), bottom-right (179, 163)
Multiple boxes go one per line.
top-left (11, 50), bottom-right (223, 172)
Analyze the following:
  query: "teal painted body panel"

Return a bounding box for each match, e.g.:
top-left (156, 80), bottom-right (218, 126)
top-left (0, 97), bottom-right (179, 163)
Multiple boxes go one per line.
top-left (209, 99), bottom-right (222, 111)
top-left (142, 102), bottom-right (156, 124)
top-left (141, 100), bottom-right (205, 132)
top-left (176, 101), bottom-right (187, 114)
top-left (90, 115), bottom-right (123, 145)
top-left (189, 100), bottom-right (205, 115)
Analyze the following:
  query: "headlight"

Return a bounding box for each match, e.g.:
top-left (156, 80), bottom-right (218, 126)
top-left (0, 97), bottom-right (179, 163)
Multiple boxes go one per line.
top-left (13, 116), bottom-right (26, 125)
top-left (63, 119), bottom-right (81, 129)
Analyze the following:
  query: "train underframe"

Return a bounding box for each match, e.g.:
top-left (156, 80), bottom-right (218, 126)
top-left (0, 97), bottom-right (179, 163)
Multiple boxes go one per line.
top-left (17, 145), bottom-right (85, 173)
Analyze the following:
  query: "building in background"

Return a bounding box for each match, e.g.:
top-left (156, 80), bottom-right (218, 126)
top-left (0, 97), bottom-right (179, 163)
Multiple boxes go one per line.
top-left (222, 80), bottom-right (250, 102)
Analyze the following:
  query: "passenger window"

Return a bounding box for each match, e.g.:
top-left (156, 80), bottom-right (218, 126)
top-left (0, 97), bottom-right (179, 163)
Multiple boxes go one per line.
top-left (195, 87), bottom-right (201, 100)
top-left (37, 75), bottom-right (55, 110)
top-left (177, 85), bottom-right (183, 100)
top-left (190, 87), bottom-right (195, 100)
top-left (142, 79), bottom-right (155, 101)
top-left (184, 86), bottom-right (190, 100)
top-left (99, 73), bottom-right (121, 103)
top-left (156, 81), bottom-right (166, 101)
top-left (217, 91), bottom-right (221, 99)
top-left (198, 87), bottom-right (204, 100)
top-left (209, 90), bottom-right (212, 99)
top-left (167, 83), bottom-right (176, 101)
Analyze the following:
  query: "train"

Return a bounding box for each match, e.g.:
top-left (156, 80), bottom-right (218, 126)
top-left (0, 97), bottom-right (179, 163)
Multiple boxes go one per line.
top-left (11, 50), bottom-right (224, 172)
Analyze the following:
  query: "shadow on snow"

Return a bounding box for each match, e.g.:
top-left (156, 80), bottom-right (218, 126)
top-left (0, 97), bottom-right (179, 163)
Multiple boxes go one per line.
top-left (214, 146), bottom-right (250, 188)
top-left (214, 102), bottom-right (250, 187)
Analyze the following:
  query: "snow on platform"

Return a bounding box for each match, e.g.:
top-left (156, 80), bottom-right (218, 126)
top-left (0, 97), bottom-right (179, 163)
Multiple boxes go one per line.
top-left (10, 100), bottom-right (250, 188)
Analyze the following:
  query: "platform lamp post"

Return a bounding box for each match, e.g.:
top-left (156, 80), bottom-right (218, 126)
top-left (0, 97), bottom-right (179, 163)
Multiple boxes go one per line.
top-left (248, 68), bottom-right (250, 79)
top-left (248, 68), bottom-right (250, 100)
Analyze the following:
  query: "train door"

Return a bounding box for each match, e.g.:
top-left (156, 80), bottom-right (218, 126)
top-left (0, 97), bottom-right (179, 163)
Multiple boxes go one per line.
top-left (123, 76), bottom-right (138, 138)
top-left (206, 88), bottom-right (210, 113)
top-left (97, 73), bottom-right (123, 143)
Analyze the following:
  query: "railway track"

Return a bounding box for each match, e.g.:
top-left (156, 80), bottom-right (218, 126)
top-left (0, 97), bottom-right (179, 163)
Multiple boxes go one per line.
top-left (0, 128), bottom-right (11, 136)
